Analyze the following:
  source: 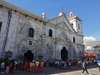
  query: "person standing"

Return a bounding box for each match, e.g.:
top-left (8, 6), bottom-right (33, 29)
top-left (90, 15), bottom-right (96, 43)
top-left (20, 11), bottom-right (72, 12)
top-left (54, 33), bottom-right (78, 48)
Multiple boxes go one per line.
top-left (0, 61), bottom-right (5, 74)
top-left (81, 60), bottom-right (89, 74)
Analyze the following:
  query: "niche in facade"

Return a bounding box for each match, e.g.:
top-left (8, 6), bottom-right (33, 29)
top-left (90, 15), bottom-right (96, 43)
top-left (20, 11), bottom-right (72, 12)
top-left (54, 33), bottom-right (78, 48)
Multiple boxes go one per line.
top-left (29, 40), bottom-right (32, 45)
top-left (73, 37), bottom-right (75, 43)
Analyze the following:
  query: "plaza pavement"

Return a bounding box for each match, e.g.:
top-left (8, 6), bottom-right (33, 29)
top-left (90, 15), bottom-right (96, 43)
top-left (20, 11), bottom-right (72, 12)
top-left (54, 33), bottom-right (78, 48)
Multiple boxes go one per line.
top-left (0, 65), bottom-right (99, 75)
top-left (50, 68), bottom-right (100, 75)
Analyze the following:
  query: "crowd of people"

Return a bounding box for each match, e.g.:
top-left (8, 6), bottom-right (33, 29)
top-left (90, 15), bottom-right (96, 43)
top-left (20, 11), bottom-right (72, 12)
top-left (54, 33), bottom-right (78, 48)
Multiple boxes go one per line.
top-left (0, 57), bottom-right (16, 74)
top-left (0, 58), bottom-right (45, 74)
top-left (0, 50), bottom-right (45, 74)
top-left (0, 50), bottom-right (99, 74)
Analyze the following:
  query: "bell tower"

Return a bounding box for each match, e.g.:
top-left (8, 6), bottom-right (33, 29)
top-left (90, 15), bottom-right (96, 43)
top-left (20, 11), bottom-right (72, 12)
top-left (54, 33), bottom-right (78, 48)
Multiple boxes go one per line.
top-left (68, 11), bottom-right (82, 34)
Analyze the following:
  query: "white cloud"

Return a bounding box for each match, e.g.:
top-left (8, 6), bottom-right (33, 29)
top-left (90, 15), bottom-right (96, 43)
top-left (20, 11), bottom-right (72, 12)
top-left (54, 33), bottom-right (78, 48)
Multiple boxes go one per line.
top-left (84, 36), bottom-right (96, 42)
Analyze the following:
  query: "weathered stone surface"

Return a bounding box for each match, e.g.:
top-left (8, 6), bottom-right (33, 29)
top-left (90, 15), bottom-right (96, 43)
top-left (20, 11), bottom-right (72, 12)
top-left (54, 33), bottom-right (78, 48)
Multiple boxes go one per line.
top-left (0, 1), bottom-right (84, 60)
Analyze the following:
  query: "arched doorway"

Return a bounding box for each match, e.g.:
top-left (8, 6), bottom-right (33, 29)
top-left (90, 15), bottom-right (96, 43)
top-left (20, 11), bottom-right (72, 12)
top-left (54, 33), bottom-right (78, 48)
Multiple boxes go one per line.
top-left (24, 50), bottom-right (34, 62)
top-left (61, 47), bottom-right (68, 61)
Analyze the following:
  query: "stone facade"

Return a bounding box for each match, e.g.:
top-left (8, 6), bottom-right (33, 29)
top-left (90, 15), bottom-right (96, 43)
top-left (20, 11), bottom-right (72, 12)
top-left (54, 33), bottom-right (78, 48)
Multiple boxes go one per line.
top-left (0, 0), bottom-right (84, 60)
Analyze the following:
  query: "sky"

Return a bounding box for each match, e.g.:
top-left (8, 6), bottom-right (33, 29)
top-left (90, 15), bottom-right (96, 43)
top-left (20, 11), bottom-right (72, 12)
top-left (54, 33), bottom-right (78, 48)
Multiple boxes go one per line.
top-left (7, 0), bottom-right (100, 41)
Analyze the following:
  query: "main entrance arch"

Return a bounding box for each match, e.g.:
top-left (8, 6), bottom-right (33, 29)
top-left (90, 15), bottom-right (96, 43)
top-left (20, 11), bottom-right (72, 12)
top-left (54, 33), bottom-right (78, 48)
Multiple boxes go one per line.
top-left (61, 47), bottom-right (68, 61)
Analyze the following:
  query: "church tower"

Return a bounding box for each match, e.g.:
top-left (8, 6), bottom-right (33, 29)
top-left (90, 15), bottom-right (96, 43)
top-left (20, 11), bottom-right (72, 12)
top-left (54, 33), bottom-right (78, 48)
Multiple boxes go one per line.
top-left (68, 12), bottom-right (82, 34)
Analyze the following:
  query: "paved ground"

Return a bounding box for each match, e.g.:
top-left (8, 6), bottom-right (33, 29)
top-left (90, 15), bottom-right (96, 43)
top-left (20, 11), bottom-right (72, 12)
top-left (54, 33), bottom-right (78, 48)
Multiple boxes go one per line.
top-left (50, 68), bottom-right (100, 75)
top-left (0, 65), bottom-right (99, 75)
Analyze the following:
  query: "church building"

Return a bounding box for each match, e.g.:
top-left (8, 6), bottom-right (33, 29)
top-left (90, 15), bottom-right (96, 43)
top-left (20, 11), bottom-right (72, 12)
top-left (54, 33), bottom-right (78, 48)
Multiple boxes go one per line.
top-left (0, 0), bottom-right (84, 60)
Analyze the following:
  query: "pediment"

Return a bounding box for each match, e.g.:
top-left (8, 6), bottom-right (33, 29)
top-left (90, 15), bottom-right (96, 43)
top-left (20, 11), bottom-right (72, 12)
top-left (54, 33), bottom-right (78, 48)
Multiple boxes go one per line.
top-left (49, 15), bottom-right (76, 33)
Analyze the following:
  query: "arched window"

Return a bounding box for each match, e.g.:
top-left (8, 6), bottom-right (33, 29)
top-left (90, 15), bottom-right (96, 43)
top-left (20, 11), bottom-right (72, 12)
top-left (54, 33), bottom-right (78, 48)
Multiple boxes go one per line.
top-left (49, 29), bottom-right (53, 37)
top-left (28, 28), bottom-right (34, 37)
top-left (73, 37), bottom-right (75, 43)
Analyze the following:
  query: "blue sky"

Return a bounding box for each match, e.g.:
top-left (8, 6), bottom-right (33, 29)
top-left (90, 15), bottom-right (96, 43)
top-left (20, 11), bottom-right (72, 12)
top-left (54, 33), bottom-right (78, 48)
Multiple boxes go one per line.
top-left (7, 0), bottom-right (100, 40)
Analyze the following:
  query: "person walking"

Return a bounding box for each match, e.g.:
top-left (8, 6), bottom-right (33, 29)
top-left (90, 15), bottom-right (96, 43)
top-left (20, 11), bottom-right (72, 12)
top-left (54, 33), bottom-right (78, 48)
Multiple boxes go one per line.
top-left (81, 60), bottom-right (89, 74)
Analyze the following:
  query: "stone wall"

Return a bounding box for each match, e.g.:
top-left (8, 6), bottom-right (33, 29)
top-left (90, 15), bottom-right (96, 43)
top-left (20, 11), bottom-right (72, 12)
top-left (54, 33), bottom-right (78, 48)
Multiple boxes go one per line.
top-left (0, 5), bottom-right (84, 60)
